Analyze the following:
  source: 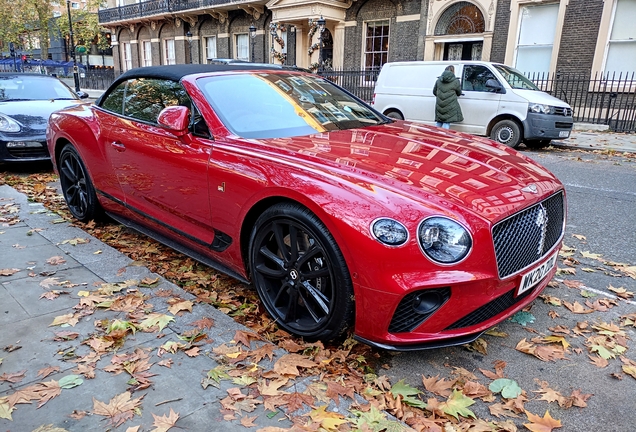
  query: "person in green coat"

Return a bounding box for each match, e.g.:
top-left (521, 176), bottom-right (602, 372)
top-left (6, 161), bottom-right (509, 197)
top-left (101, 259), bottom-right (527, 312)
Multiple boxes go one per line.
top-left (433, 65), bottom-right (463, 129)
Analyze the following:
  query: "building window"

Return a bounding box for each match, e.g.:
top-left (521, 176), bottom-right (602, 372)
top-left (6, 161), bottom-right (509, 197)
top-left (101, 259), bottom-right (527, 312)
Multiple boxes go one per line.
top-left (71, 2), bottom-right (79, 8)
top-left (206, 36), bottom-right (217, 62)
top-left (363, 20), bottom-right (389, 72)
top-left (434, 2), bottom-right (485, 35)
top-left (605, 0), bottom-right (636, 74)
top-left (53, 11), bottom-right (61, 17)
top-left (164, 39), bottom-right (175, 65)
top-left (235, 34), bottom-right (249, 61)
top-left (142, 41), bottom-right (152, 67)
top-left (122, 42), bottom-right (132, 71)
top-left (514, 4), bottom-right (559, 75)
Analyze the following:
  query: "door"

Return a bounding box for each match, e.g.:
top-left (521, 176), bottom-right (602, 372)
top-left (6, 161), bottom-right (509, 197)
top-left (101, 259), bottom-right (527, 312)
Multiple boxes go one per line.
top-left (456, 64), bottom-right (502, 135)
top-left (444, 42), bottom-right (483, 61)
top-left (107, 78), bottom-right (215, 244)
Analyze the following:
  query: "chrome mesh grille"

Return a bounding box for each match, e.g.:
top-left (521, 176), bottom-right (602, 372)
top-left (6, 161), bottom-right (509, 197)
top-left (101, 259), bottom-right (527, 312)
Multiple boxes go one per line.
top-left (492, 191), bottom-right (564, 279)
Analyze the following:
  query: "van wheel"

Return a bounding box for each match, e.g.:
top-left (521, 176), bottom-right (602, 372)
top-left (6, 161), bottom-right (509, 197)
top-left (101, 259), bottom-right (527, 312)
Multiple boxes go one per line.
top-left (385, 110), bottom-right (404, 120)
top-left (490, 120), bottom-right (522, 148)
top-left (525, 139), bottom-right (551, 149)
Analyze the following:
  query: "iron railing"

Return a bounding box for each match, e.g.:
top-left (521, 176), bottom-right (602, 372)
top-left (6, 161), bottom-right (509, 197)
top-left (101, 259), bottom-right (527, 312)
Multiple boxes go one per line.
top-left (526, 71), bottom-right (636, 133)
top-left (316, 68), bottom-right (380, 103)
top-left (80, 69), bottom-right (116, 90)
top-left (98, 0), bottom-right (256, 24)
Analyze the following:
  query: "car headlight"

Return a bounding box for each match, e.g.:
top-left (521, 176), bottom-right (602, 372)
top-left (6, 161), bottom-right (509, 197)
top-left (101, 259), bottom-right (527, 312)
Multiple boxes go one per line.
top-left (371, 218), bottom-right (408, 246)
top-left (418, 217), bottom-right (472, 264)
top-left (528, 104), bottom-right (555, 115)
top-left (0, 114), bottom-right (21, 132)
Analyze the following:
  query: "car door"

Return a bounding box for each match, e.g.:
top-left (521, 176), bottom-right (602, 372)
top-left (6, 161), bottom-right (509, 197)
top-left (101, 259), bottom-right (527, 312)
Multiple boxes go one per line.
top-left (107, 78), bottom-right (215, 244)
top-left (456, 64), bottom-right (503, 135)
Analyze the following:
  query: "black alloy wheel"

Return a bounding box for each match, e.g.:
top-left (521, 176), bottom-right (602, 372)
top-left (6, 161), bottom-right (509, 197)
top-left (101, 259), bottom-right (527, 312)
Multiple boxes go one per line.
top-left (490, 119), bottom-right (522, 148)
top-left (58, 144), bottom-right (102, 223)
top-left (249, 203), bottom-right (354, 341)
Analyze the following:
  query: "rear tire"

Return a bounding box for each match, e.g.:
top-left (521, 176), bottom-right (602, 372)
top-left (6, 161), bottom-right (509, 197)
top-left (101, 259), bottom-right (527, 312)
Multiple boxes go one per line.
top-left (58, 144), bottom-right (103, 223)
top-left (385, 110), bottom-right (404, 120)
top-left (490, 119), bottom-right (522, 148)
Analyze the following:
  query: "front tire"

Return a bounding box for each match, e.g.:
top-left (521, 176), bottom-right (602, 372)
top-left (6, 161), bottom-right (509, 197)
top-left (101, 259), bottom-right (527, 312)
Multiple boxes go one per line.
top-left (249, 203), bottom-right (354, 341)
top-left (58, 144), bottom-right (102, 223)
top-left (490, 119), bottom-right (522, 148)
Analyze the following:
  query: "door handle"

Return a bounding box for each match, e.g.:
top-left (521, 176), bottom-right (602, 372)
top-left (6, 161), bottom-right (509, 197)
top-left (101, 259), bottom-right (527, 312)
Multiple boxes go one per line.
top-left (111, 141), bottom-right (126, 152)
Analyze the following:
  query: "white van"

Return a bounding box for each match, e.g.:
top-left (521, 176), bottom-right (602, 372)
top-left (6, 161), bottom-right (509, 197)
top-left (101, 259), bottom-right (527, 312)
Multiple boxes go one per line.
top-left (372, 61), bottom-right (573, 149)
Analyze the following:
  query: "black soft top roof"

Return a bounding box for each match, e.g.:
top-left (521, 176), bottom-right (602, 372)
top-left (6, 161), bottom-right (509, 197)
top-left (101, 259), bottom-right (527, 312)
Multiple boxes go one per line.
top-left (97, 64), bottom-right (292, 105)
top-left (116, 63), bottom-right (280, 83)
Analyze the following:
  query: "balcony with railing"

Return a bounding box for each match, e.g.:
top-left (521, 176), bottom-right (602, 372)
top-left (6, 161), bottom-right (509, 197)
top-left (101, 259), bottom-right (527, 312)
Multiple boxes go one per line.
top-left (98, 0), bottom-right (260, 24)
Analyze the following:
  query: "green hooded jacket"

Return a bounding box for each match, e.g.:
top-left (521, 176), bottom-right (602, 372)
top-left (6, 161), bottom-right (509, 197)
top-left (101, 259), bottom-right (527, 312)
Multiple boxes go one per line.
top-left (433, 70), bottom-right (464, 123)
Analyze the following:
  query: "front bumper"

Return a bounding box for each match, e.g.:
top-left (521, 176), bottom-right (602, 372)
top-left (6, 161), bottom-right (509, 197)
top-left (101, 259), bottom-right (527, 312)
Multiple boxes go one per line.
top-left (0, 136), bottom-right (50, 162)
top-left (523, 112), bottom-right (573, 140)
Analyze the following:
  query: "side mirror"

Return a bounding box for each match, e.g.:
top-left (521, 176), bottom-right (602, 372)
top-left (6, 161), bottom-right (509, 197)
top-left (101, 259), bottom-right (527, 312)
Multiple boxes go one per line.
top-left (76, 91), bottom-right (90, 99)
top-left (485, 79), bottom-right (505, 93)
top-left (157, 105), bottom-right (190, 136)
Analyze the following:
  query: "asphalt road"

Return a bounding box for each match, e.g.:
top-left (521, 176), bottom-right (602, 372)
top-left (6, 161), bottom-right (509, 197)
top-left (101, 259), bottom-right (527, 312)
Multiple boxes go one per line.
top-left (384, 149), bottom-right (636, 431)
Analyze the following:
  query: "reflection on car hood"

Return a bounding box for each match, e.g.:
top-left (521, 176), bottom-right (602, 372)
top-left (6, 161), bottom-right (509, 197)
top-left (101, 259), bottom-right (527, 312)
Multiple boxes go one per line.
top-left (259, 121), bottom-right (562, 221)
top-left (0, 100), bottom-right (82, 132)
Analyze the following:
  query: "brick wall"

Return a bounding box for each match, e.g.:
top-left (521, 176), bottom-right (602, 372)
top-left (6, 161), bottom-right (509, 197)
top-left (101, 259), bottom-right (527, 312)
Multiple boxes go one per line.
top-left (555, 0), bottom-right (603, 74)
top-left (490, 0), bottom-right (511, 64)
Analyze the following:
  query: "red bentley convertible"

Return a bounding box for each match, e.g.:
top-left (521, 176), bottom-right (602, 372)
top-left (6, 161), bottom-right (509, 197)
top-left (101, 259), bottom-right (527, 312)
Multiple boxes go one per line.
top-left (47, 64), bottom-right (565, 350)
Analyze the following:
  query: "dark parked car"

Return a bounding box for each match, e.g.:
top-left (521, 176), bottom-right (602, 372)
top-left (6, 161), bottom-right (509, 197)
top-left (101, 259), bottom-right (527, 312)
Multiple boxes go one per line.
top-left (0, 73), bottom-right (88, 163)
top-left (47, 64), bottom-right (565, 350)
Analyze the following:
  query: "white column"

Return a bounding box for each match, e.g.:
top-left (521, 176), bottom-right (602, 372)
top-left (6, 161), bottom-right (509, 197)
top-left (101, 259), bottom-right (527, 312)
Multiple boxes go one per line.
top-left (333, 22), bottom-right (345, 69)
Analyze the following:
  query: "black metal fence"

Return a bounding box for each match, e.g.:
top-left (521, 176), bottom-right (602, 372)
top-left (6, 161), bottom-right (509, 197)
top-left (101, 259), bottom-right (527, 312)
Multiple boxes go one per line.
top-left (80, 69), bottom-right (116, 90)
top-left (317, 68), bottom-right (380, 103)
top-left (527, 71), bottom-right (636, 133)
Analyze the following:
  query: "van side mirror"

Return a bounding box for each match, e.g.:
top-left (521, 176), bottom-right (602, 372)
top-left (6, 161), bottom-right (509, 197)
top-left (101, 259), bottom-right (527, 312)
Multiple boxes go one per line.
top-left (485, 79), bottom-right (505, 93)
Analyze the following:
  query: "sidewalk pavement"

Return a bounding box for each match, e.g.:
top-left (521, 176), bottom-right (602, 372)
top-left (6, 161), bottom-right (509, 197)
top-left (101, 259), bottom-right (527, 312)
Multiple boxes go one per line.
top-left (0, 185), bottom-right (317, 431)
top-left (552, 128), bottom-right (636, 154)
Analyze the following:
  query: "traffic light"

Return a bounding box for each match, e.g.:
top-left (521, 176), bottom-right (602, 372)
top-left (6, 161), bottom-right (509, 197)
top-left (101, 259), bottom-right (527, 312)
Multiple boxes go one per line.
top-left (21, 55), bottom-right (27, 62)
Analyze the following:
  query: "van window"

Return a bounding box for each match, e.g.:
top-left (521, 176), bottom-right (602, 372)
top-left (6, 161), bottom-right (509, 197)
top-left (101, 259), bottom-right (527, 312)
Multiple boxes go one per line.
top-left (462, 65), bottom-right (499, 92)
top-left (493, 64), bottom-right (540, 91)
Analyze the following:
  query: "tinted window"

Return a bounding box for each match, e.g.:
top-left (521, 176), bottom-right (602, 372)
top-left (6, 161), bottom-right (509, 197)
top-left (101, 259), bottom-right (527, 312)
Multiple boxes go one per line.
top-left (493, 64), bottom-right (540, 90)
top-left (123, 78), bottom-right (191, 123)
top-left (198, 73), bottom-right (384, 139)
top-left (462, 65), bottom-right (498, 92)
top-left (100, 82), bottom-right (126, 114)
top-left (0, 75), bottom-right (78, 101)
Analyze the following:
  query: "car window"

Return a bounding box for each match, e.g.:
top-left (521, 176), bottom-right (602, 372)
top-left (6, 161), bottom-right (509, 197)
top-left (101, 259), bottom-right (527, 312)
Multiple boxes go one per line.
top-left (0, 75), bottom-right (78, 101)
top-left (100, 82), bottom-right (126, 114)
top-left (197, 72), bottom-right (385, 139)
top-left (462, 65), bottom-right (499, 92)
top-left (123, 78), bottom-right (191, 124)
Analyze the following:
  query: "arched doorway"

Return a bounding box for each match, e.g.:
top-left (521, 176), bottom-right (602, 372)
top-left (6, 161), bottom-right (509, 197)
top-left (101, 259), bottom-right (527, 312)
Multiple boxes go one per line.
top-left (435, 2), bottom-right (485, 61)
top-left (320, 28), bottom-right (333, 69)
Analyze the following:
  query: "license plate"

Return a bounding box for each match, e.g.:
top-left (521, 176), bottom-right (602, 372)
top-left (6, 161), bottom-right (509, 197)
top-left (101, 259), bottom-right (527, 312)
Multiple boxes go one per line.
top-left (559, 131), bottom-right (570, 138)
top-left (518, 252), bottom-right (558, 295)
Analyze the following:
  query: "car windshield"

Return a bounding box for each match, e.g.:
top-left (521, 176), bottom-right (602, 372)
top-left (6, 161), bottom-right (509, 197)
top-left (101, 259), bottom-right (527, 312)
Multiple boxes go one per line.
top-left (0, 75), bottom-right (78, 101)
top-left (197, 72), bottom-right (386, 139)
top-left (493, 65), bottom-right (540, 91)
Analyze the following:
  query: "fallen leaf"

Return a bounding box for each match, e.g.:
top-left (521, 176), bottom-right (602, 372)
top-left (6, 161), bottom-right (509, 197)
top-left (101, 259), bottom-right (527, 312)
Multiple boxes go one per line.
top-left (0, 268), bottom-right (20, 276)
top-left (273, 354), bottom-right (317, 376)
top-left (93, 391), bottom-right (144, 427)
top-left (46, 256), bottom-right (67, 265)
top-left (524, 410), bottom-right (562, 432)
top-left (49, 313), bottom-right (79, 327)
top-left (37, 366), bottom-right (61, 379)
top-left (0, 370), bottom-right (26, 383)
top-left (151, 408), bottom-right (179, 432)
top-left (422, 375), bottom-right (454, 397)
top-left (240, 415), bottom-right (257, 428)
top-left (168, 300), bottom-right (193, 315)
top-left (440, 389), bottom-right (476, 420)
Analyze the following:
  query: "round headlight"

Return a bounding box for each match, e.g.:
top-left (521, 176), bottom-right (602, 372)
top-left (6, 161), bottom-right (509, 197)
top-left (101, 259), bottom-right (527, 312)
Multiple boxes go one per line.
top-left (371, 218), bottom-right (408, 246)
top-left (0, 114), bottom-right (21, 133)
top-left (418, 217), bottom-right (472, 264)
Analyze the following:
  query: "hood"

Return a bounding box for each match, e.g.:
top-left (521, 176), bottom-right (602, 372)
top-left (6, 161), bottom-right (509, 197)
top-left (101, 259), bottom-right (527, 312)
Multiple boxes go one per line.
top-left (441, 70), bottom-right (456, 83)
top-left (0, 99), bottom-right (82, 134)
top-left (258, 122), bottom-right (562, 223)
top-left (511, 89), bottom-right (570, 108)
